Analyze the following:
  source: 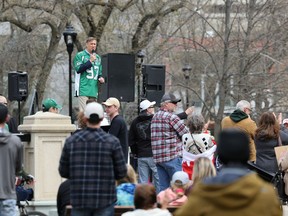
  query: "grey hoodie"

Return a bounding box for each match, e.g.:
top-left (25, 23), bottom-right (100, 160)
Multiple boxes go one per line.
top-left (0, 129), bottom-right (23, 199)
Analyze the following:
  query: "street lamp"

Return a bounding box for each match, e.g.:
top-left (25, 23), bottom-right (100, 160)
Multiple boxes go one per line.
top-left (136, 50), bottom-right (145, 114)
top-left (182, 64), bottom-right (192, 108)
top-left (63, 25), bottom-right (77, 122)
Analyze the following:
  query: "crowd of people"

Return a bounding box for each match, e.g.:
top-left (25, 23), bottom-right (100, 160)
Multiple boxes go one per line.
top-left (0, 36), bottom-right (286, 216)
top-left (56, 95), bottom-right (285, 216)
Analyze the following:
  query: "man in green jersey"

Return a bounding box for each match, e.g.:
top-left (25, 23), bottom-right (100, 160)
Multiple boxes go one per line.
top-left (73, 37), bottom-right (105, 111)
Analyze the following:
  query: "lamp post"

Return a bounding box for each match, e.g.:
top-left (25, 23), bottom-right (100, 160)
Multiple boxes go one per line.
top-left (63, 25), bottom-right (77, 122)
top-left (182, 64), bottom-right (192, 108)
top-left (136, 50), bottom-right (145, 114)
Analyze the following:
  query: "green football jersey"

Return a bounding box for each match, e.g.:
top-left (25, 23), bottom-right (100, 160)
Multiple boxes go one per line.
top-left (73, 50), bottom-right (102, 97)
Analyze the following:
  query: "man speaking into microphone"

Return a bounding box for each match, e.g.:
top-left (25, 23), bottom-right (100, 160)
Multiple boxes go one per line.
top-left (73, 37), bottom-right (105, 111)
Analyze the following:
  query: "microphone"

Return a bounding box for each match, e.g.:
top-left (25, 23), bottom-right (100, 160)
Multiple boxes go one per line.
top-left (90, 50), bottom-right (96, 64)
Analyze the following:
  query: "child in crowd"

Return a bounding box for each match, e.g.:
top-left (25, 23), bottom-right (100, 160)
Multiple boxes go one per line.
top-left (157, 171), bottom-right (190, 206)
top-left (116, 164), bottom-right (138, 206)
top-left (185, 157), bottom-right (216, 195)
top-left (122, 184), bottom-right (172, 216)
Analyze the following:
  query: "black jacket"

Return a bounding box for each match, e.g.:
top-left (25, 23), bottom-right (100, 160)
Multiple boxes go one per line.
top-left (57, 180), bottom-right (70, 216)
top-left (129, 113), bottom-right (153, 157)
top-left (129, 111), bottom-right (188, 158)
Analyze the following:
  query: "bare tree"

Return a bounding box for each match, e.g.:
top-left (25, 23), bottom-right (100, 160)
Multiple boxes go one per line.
top-left (0, 0), bottom-right (186, 119)
top-left (1, 0), bottom-right (288, 131)
top-left (158, 0), bottom-right (288, 137)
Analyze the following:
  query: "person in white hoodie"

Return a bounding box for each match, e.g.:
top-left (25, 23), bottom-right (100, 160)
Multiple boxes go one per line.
top-left (182, 113), bottom-right (216, 179)
top-left (0, 103), bottom-right (23, 216)
top-left (122, 184), bottom-right (172, 216)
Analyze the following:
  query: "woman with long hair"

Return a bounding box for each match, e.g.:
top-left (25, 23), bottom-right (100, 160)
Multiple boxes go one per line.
top-left (185, 157), bottom-right (216, 195)
top-left (192, 157), bottom-right (216, 185)
top-left (255, 112), bottom-right (288, 174)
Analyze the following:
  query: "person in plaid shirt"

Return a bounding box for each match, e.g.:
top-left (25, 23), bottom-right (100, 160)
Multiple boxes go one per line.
top-left (151, 93), bottom-right (189, 192)
top-left (59, 102), bottom-right (127, 216)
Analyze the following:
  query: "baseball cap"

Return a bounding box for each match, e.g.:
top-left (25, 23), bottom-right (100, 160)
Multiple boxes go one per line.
top-left (102, 97), bottom-right (120, 109)
top-left (283, 119), bottom-right (288, 125)
top-left (84, 102), bottom-right (104, 119)
top-left (140, 99), bottom-right (156, 112)
top-left (171, 171), bottom-right (189, 186)
top-left (161, 93), bottom-right (181, 103)
top-left (42, 98), bottom-right (62, 110)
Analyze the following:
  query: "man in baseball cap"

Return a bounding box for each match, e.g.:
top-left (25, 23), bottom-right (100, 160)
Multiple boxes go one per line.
top-left (151, 92), bottom-right (189, 192)
top-left (84, 102), bottom-right (104, 121)
top-left (59, 102), bottom-right (127, 215)
top-left (139, 99), bottom-right (156, 112)
top-left (102, 97), bottom-right (128, 162)
top-left (161, 92), bottom-right (181, 103)
top-left (42, 98), bottom-right (62, 113)
top-left (102, 97), bottom-right (120, 109)
top-left (129, 99), bottom-right (159, 191)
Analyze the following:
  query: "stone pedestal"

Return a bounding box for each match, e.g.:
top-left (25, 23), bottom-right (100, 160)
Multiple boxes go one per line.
top-left (18, 112), bottom-right (76, 201)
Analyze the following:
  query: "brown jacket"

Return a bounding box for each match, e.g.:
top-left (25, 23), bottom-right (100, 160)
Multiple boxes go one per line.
top-left (174, 173), bottom-right (281, 216)
top-left (221, 116), bottom-right (257, 161)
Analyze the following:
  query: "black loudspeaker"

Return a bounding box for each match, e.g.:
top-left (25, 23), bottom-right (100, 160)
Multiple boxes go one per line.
top-left (99, 53), bottom-right (135, 102)
top-left (8, 71), bottom-right (28, 101)
top-left (142, 64), bottom-right (165, 105)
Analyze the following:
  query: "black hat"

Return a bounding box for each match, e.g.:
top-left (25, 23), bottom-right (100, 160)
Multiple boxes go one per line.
top-left (217, 128), bottom-right (250, 165)
top-left (161, 93), bottom-right (181, 103)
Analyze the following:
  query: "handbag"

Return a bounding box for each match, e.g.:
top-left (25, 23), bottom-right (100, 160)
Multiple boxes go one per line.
top-left (271, 169), bottom-right (288, 202)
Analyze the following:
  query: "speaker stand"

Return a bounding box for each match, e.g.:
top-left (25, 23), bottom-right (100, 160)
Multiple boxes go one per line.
top-left (18, 100), bottom-right (21, 125)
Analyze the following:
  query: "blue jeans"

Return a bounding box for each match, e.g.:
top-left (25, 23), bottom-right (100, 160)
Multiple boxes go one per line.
top-left (156, 157), bottom-right (182, 192)
top-left (138, 157), bottom-right (160, 193)
top-left (0, 199), bottom-right (17, 216)
top-left (71, 203), bottom-right (114, 216)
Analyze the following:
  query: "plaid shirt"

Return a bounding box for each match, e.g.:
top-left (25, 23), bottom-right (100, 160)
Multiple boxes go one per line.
top-left (59, 127), bottom-right (127, 209)
top-left (151, 108), bottom-right (189, 163)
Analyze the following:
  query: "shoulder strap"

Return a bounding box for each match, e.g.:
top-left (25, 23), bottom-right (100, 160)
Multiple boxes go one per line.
top-left (278, 136), bottom-right (283, 146)
top-left (190, 134), bottom-right (203, 153)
